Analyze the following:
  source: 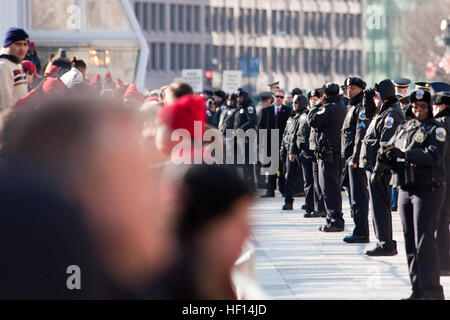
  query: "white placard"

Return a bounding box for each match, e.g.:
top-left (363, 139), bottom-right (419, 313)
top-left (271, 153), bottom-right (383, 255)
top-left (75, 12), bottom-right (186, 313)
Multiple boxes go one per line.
top-left (182, 69), bottom-right (203, 93)
top-left (222, 70), bottom-right (242, 94)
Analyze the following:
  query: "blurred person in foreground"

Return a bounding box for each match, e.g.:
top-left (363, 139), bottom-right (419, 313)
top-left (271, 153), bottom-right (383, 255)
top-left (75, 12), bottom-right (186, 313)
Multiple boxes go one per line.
top-left (147, 164), bottom-right (257, 299)
top-left (1, 98), bottom-right (176, 297)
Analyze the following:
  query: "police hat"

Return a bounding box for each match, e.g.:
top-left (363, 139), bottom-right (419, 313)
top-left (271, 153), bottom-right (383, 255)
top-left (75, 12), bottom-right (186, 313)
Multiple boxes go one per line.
top-left (399, 95), bottom-right (410, 104)
top-left (202, 89), bottom-right (213, 96)
top-left (308, 89), bottom-right (323, 99)
top-left (407, 90), bottom-right (433, 119)
top-left (375, 79), bottom-right (396, 101)
top-left (322, 82), bottom-right (340, 96)
top-left (228, 93), bottom-right (238, 103)
top-left (214, 90), bottom-right (227, 100)
top-left (259, 91), bottom-right (273, 100)
top-left (268, 81), bottom-right (280, 87)
top-left (291, 88), bottom-right (303, 97)
top-left (415, 82), bottom-right (431, 91)
top-left (433, 91), bottom-right (450, 105)
top-left (393, 78), bottom-right (411, 88)
top-left (235, 88), bottom-right (247, 96)
top-left (345, 77), bottom-right (367, 90)
top-left (430, 82), bottom-right (450, 94)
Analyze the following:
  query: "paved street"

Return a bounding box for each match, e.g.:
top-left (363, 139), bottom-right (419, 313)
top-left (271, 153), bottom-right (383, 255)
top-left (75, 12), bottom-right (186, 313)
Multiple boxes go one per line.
top-left (249, 192), bottom-right (450, 300)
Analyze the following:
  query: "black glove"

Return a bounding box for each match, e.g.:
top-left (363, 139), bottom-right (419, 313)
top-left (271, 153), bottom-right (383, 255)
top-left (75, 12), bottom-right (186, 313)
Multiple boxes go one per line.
top-left (280, 148), bottom-right (287, 162)
top-left (363, 88), bottom-right (376, 100)
top-left (385, 147), bottom-right (405, 162)
top-left (370, 169), bottom-right (385, 189)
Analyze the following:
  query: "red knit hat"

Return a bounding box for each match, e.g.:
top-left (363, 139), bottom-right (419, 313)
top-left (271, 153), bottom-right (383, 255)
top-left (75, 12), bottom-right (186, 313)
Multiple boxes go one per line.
top-left (123, 84), bottom-right (143, 102)
top-left (105, 72), bottom-right (112, 79)
top-left (22, 60), bottom-right (40, 78)
top-left (157, 95), bottom-right (206, 139)
top-left (115, 78), bottom-right (123, 87)
top-left (92, 74), bottom-right (101, 83)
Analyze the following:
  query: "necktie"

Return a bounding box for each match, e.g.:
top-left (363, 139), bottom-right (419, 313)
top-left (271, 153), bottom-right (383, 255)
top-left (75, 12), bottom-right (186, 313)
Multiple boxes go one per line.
top-left (275, 107), bottom-right (280, 120)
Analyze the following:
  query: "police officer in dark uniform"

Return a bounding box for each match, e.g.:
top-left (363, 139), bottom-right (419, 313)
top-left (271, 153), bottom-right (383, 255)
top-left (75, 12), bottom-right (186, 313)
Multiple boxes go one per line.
top-left (433, 91), bottom-right (450, 276)
top-left (218, 93), bottom-right (237, 137)
top-left (376, 89), bottom-right (447, 299)
top-left (308, 83), bottom-right (347, 232)
top-left (234, 89), bottom-right (257, 190)
top-left (340, 77), bottom-right (374, 243)
top-left (360, 79), bottom-right (404, 256)
top-left (212, 90), bottom-right (228, 128)
top-left (281, 94), bottom-right (307, 210)
top-left (303, 89), bottom-right (326, 218)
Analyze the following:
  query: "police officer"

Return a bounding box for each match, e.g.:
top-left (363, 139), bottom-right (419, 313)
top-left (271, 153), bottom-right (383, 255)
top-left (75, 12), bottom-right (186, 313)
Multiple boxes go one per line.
top-left (281, 94), bottom-right (307, 210)
top-left (218, 93), bottom-right (237, 137)
top-left (308, 83), bottom-right (347, 232)
top-left (433, 91), bottom-right (450, 276)
top-left (394, 78), bottom-right (411, 97)
top-left (340, 77), bottom-right (373, 243)
top-left (234, 89), bottom-right (257, 190)
top-left (360, 79), bottom-right (404, 256)
top-left (377, 89), bottom-right (447, 299)
top-left (212, 90), bottom-right (228, 127)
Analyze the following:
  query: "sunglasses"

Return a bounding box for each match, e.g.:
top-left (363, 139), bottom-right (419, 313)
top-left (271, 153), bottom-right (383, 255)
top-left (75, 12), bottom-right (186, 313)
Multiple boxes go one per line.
top-left (275, 95), bottom-right (285, 99)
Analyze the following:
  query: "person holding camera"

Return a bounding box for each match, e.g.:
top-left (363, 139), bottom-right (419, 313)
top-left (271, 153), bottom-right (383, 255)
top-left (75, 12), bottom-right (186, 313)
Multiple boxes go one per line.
top-left (307, 83), bottom-right (347, 232)
top-left (360, 79), bottom-right (404, 256)
top-left (374, 89), bottom-right (447, 300)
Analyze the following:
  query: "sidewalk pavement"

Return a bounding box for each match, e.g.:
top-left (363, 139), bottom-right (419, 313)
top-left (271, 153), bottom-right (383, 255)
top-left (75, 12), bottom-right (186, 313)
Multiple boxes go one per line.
top-left (249, 191), bottom-right (450, 300)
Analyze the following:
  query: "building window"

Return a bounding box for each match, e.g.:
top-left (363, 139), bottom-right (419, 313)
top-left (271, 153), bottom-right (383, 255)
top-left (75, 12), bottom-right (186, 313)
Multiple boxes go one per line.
top-left (220, 7), bottom-right (226, 32)
top-left (205, 44), bottom-right (212, 69)
top-left (186, 44), bottom-right (192, 68)
top-left (143, 3), bottom-right (149, 31)
top-left (349, 14), bottom-right (354, 38)
top-left (170, 43), bottom-right (176, 71)
top-left (318, 49), bottom-right (323, 74)
top-left (254, 9), bottom-right (260, 34)
top-left (335, 13), bottom-right (340, 37)
top-left (150, 3), bottom-right (157, 31)
top-left (272, 10), bottom-right (277, 34)
top-left (343, 14), bottom-right (348, 38)
top-left (194, 6), bottom-right (201, 33)
top-left (310, 12), bottom-right (316, 36)
top-left (213, 45), bottom-right (219, 71)
top-left (286, 48), bottom-right (292, 73)
top-left (294, 48), bottom-right (300, 71)
top-left (178, 43), bottom-right (185, 70)
top-left (134, 2), bottom-right (142, 25)
top-left (279, 11), bottom-right (285, 34)
top-left (160, 43), bottom-right (166, 71)
top-left (239, 9), bottom-right (245, 33)
top-left (186, 5), bottom-right (192, 32)
top-left (150, 42), bottom-right (157, 71)
top-left (159, 4), bottom-right (165, 31)
top-left (228, 8), bottom-right (234, 32)
top-left (271, 47), bottom-right (277, 72)
top-left (228, 46), bottom-right (235, 69)
top-left (335, 50), bottom-right (340, 73)
top-left (326, 13), bottom-right (331, 38)
top-left (170, 4), bottom-right (176, 32)
top-left (262, 10), bottom-right (267, 34)
top-left (304, 12), bottom-right (309, 36)
top-left (356, 14), bottom-right (362, 38)
top-left (311, 49), bottom-right (317, 74)
top-left (304, 49), bottom-right (309, 73)
top-left (262, 47), bottom-right (267, 71)
top-left (246, 9), bottom-right (252, 34)
top-left (178, 5), bottom-right (184, 32)
top-left (357, 50), bottom-right (362, 75)
top-left (213, 7), bottom-right (219, 32)
top-left (294, 12), bottom-right (300, 36)
top-left (325, 50), bottom-right (332, 74)
top-left (286, 11), bottom-right (292, 35)
top-left (205, 6), bottom-right (211, 33)
top-left (194, 44), bottom-right (201, 68)
top-left (221, 45), bottom-right (227, 70)
top-left (349, 50), bottom-right (355, 74)
top-left (342, 50), bottom-right (348, 74)
top-left (318, 13), bottom-right (323, 37)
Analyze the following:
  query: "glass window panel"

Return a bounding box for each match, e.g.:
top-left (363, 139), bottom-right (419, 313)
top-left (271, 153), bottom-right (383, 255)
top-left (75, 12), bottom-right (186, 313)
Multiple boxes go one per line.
top-left (84, 0), bottom-right (131, 30)
top-left (31, 0), bottom-right (77, 30)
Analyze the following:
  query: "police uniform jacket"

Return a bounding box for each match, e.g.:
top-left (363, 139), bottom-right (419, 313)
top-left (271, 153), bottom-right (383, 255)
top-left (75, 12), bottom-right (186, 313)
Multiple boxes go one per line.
top-left (433, 107), bottom-right (450, 183)
top-left (341, 92), bottom-right (364, 160)
top-left (360, 98), bottom-right (404, 171)
top-left (281, 111), bottom-right (301, 155)
top-left (385, 118), bottom-right (447, 189)
top-left (307, 95), bottom-right (347, 154)
top-left (296, 108), bottom-right (312, 153)
top-left (234, 103), bottom-right (256, 131)
top-left (218, 106), bottom-right (237, 136)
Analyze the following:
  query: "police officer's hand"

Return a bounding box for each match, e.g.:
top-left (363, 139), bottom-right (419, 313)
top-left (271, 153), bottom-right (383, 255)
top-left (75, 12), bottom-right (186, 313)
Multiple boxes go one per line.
top-left (370, 170), bottom-right (384, 189)
top-left (385, 147), bottom-right (405, 162)
top-left (280, 148), bottom-right (287, 161)
top-left (349, 162), bottom-right (358, 169)
top-left (289, 154), bottom-right (296, 162)
top-left (363, 88), bottom-right (376, 100)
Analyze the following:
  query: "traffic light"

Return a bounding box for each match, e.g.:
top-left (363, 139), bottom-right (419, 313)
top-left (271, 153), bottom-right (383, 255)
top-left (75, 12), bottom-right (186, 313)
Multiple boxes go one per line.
top-left (205, 70), bottom-right (213, 88)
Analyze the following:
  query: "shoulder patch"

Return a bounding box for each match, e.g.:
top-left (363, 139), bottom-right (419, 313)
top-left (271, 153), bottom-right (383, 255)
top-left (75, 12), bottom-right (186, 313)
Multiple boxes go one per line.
top-left (359, 110), bottom-right (367, 121)
top-left (240, 108), bottom-right (245, 114)
top-left (384, 116), bottom-right (394, 129)
top-left (436, 127), bottom-right (446, 142)
top-left (221, 105), bottom-right (227, 111)
top-left (248, 106), bottom-right (255, 114)
top-left (317, 106), bottom-right (326, 115)
top-left (206, 110), bottom-right (211, 117)
top-left (358, 121), bottom-right (366, 129)
top-left (227, 110), bottom-right (233, 116)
